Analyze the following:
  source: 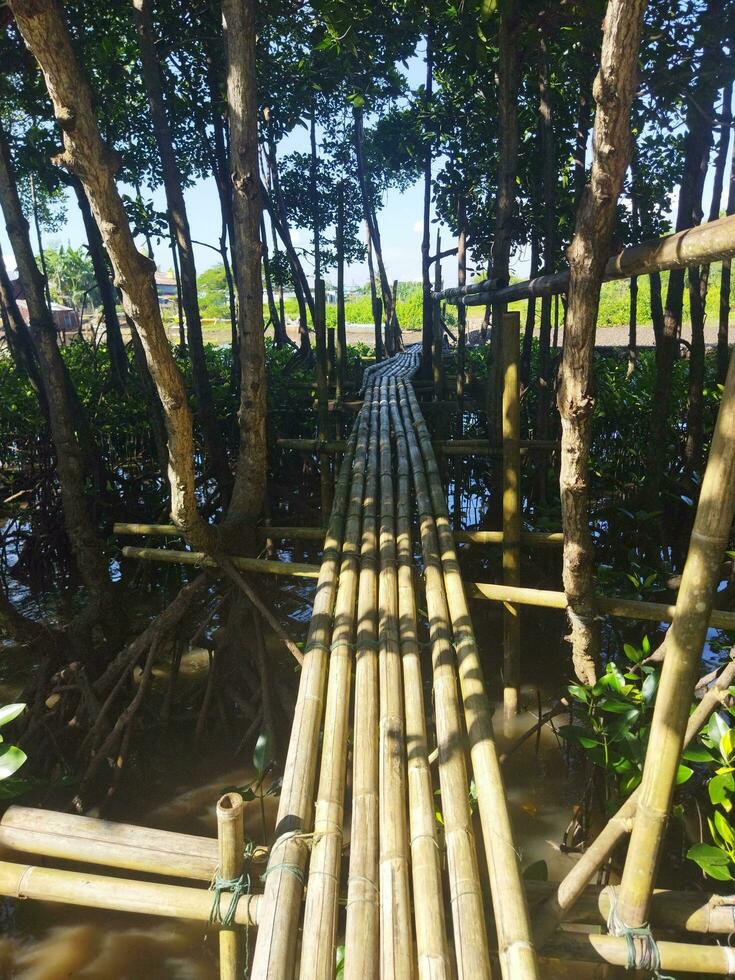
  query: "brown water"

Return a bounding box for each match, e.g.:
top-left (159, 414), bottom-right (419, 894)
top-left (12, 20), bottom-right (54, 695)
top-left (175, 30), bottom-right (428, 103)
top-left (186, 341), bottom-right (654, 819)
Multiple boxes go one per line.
top-left (0, 680), bottom-right (593, 979)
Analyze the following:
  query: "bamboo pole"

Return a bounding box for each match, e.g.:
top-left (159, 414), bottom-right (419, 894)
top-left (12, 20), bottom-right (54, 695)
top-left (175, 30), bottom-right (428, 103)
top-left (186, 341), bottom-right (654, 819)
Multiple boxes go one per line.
top-left (0, 859), bottom-right (259, 925)
top-left (121, 547), bottom-right (320, 578)
top-left (300, 386), bottom-right (371, 979)
top-left (437, 212), bottom-right (735, 304)
top-left (403, 380), bottom-right (539, 980)
top-left (250, 425), bottom-right (359, 980)
top-left (377, 377), bottom-right (415, 979)
top-left (501, 312), bottom-right (521, 718)
top-left (389, 379), bottom-right (451, 979)
top-left (466, 581), bottom-right (735, 630)
top-left (217, 793), bottom-right (244, 980)
top-left (398, 378), bottom-right (491, 978)
top-left (532, 655), bottom-right (735, 946)
top-left (524, 881), bottom-right (735, 934)
top-left (344, 383), bottom-right (381, 980)
top-left (114, 522), bottom-right (563, 547)
top-left (615, 344), bottom-right (735, 929)
top-left (542, 933), bottom-right (735, 974)
top-left (0, 806), bottom-right (218, 881)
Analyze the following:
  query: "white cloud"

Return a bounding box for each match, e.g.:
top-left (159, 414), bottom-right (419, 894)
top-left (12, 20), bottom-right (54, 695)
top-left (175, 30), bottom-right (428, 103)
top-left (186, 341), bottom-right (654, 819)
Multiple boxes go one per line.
top-left (412, 220), bottom-right (423, 234)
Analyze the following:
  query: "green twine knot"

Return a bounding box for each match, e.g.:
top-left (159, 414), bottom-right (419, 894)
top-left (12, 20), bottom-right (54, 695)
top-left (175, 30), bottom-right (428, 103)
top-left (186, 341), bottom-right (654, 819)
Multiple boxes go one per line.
top-left (606, 887), bottom-right (675, 979)
top-left (209, 872), bottom-right (249, 928)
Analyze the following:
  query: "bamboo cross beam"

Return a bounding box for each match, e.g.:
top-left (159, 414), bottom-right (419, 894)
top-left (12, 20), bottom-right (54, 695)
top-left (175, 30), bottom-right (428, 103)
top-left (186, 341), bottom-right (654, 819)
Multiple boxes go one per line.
top-left (274, 437), bottom-right (558, 455)
top-left (121, 546), bottom-right (321, 578)
top-left (435, 213), bottom-right (735, 305)
top-left (114, 521), bottom-right (563, 547)
top-left (0, 859), bottom-right (260, 926)
top-left (467, 580), bottom-right (735, 630)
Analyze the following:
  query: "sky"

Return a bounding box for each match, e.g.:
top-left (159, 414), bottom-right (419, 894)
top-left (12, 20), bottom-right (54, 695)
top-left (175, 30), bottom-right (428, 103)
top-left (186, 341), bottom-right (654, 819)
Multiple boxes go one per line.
top-left (1, 57), bottom-right (730, 298)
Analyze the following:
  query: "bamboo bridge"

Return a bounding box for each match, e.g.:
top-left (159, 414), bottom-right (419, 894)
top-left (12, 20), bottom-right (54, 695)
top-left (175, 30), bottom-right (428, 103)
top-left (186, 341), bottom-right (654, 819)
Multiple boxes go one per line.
top-left (2, 214), bottom-right (735, 977)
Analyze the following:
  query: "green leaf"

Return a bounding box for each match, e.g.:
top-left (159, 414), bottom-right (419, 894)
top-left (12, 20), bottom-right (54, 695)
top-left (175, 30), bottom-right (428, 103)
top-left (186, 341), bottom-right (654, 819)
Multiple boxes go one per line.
top-left (641, 671), bottom-right (659, 705)
top-left (708, 712), bottom-right (729, 746)
top-left (687, 842), bottom-right (734, 880)
top-left (623, 643), bottom-right (642, 664)
top-left (335, 945), bottom-right (345, 980)
top-left (682, 744), bottom-right (715, 762)
top-left (253, 733), bottom-right (273, 775)
top-left (0, 704), bottom-right (26, 729)
top-left (567, 683), bottom-right (589, 703)
top-left (676, 764), bottom-right (694, 785)
top-left (0, 744), bottom-right (26, 780)
top-left (708, 772), bottom-right (735, 806)
top-left (720, 727), bottom-right (735, 762)
top-left (714, 809), bottom-right (735, 848)
top-left (522, 860), bottom-right (548, 881)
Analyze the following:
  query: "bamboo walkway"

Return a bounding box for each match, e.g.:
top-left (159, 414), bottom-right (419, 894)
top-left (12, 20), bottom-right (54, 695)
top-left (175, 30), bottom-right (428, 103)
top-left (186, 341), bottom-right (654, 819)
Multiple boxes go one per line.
top-left (251, 351), bottom-right (539, 980)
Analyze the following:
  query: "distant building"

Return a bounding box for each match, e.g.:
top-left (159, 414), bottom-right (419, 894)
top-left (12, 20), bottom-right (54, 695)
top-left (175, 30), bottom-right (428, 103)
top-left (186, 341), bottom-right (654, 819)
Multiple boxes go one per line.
top-left (5, 275), bottom-right (80, 336)
top-left (155, 271), bottom-right (178, 306)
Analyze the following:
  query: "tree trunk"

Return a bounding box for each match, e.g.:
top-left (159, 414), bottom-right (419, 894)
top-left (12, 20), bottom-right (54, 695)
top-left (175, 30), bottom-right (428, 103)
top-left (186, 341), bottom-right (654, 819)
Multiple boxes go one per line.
top-left (309, 110), bottom-right (320, 285)
top-left (132, 0), bottom-right (231, 501)
top-left (627, 170), bottom-right (640, 376)
top-left (0, 247), bottom-right (46, 401)
top-left (573, 85), bottom-right (592, 207)
top-left (10, 0), bottom-right (213, 552)
top-left (521, 229), bottom-right (539, 388)
top-left (221, 0), bottom-right (267, 551)
top-left (558, 0), bottom-right (647, 686)
top-left (421, 26), bottom-right (433, 378)
top-left (353, 107), bottom-right (395, 343)
top-left (0, 120), bottom-right (111, 613)
top-left (720, 126), bottom-right (735, 382)
top-left (264, 121), bottom-right (315, 320)
top-left (261, 214), bottom-right (288, 347)
top-left (456, 195), bottom-right (467, 428)
top-left (366, 229), bottom-right (382, 358)
top-left (336, 181), bottom-right (346, 401)
top-left (646, 14), bottom-right (721, 499)
top-left (168, 218), bottom-right (185, 350)
top-left (64, 171), bottom-right (127, 388)
top-left (489, 0), bottom-right (520, 444)
top-left (535, 36), bottom-right (556, 441)
top-left (649, 270), bottom-right (664, 346)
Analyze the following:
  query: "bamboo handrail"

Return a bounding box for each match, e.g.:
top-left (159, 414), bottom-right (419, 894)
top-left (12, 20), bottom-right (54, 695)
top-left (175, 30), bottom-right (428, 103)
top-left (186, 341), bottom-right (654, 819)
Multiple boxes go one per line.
top-left (403, 379), bottom-right (539, 980)
top-left (437, 212), bottom-right (735, 305)
top-left (344, 383), bottom-right (381, 979)
top-left (0, 859), bottom-right (260, 926)
top-left (398, 377), bottom-right (492, 976)
top-left (542, 933), bottom-right (735, 974)
top-left (250, 426), bottom-right (360, 980)
top-left (300, 385), bottom-right (371, 979)
top-left (390, 380), bottom-right (452, 977)
top-left (377, 378), bottom-right (415, 977)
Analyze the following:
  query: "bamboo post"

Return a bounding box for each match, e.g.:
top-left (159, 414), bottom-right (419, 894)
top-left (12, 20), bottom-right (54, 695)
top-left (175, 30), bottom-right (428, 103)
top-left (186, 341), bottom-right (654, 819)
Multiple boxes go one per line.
top-left (250, 425), bottom-right (359, 980)
top-left (389, 379), bottom-right (451, 978)
top-left (376, 377), bottom-right (415, 978)
top-left (614, 343), bottom-right (735, 931)
top-left (344, 385), bottom-right (381, 980)
top-left (300, 386), bottom-right (371, 979)
top-left (217, 792), bottom-right (244, 980)
top-left (0, 859), bottom-right (259, 925)
top-left (403, 380), bottom-right (539, 980)
top-left (502, 311), bottom-right (521, 717)
top-left (315, 277), bottom-right (332, 517)
top-left (398, 379), bottom-right (491, 977)
top-left (533, 653), bottom-right (735, 945)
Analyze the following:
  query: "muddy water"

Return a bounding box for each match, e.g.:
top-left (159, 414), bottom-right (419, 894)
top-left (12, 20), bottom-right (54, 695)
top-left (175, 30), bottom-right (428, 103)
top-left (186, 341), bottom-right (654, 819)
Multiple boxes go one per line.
top-left (0, 687), bottom-right (591, 977)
